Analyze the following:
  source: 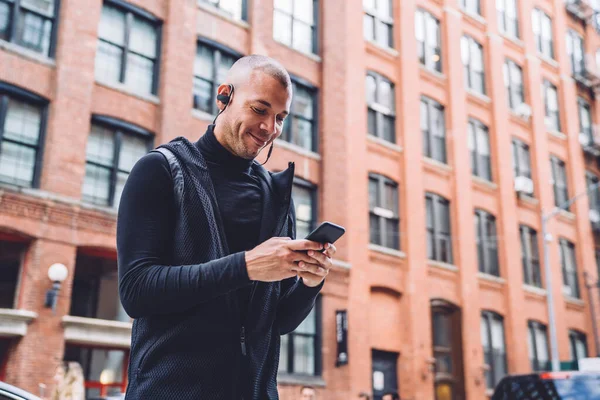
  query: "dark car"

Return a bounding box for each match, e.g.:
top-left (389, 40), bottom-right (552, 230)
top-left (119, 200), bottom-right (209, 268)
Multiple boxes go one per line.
top-left (0, 381), bottom-right (41, 400)
top-left (492, 371), bottom-right (600, 400)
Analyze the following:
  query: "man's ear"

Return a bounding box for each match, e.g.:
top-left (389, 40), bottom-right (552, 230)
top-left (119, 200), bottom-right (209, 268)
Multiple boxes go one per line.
top-left (216, 84), bottom-right (233, 110)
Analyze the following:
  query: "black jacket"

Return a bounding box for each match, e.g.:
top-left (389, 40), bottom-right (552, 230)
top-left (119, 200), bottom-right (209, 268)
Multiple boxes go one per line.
top-left (117, 136), bottom-right (322, 399)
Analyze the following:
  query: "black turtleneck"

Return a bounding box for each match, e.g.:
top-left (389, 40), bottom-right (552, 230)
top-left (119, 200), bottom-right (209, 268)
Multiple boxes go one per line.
top-left (196, 125), bottom-right (263, 255)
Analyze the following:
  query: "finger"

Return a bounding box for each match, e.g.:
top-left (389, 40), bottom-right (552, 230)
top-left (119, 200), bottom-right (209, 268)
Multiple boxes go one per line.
top-left (290, 250), bottom-right (318, 264)
top-left (295, 261), bottom-right (328, 276)
top-left (286, 239), bottom-right (324, 251)
top-left (306, 250), bottom-right (332, 269)
top-left (323, 243), bottom-right (337, 257)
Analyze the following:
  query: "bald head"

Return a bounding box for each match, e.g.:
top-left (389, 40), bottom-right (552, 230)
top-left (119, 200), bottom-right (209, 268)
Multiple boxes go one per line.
top-left (226, 54), bottom-right (292, 91)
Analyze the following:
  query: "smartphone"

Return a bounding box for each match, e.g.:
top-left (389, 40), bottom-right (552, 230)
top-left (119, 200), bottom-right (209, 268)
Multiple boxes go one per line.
top-left (304, 221), bottom-right (346, 249)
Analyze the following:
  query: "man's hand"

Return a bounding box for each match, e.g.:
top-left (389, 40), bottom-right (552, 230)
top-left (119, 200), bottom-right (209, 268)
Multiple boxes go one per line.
top-left (294, 243), bottom-right (337, 287)
top-left (245, 237), bottom-right (325, 282)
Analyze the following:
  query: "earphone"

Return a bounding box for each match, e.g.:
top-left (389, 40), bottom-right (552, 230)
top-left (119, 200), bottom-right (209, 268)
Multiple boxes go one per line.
top-left (213, 83), bottom-right (274, 165)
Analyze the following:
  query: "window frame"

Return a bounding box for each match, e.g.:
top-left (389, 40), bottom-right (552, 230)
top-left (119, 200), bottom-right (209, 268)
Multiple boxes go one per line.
top-left (415, 8), bottom-right (442, 73)
top-left (468, 118), bottom-right (491, 181)
top-left (460, 0), bottom-right (481, 16)
top-left (504, 59), bottom-right (524, 111)
top-left (366, 71), bottom-right (396, 143)
top-left (578, 97), bottom-right (593, 145)
top-left (292, 176), bottom-right (318, 240)
top-left (511, 138), bottom-right (532, 180)
top-left (273, 0), bottom-right (319, 55)
top-left (481, 311), bottom-right (507, 390)
top-left (566, 29), bottom-right (585, 77)
top-left (0, 0), bottom-right (61, 57)
top-left (532, 8), bottom-right (554, 60)
top-left (280, 75), bottom-right (318, 152)
top-left (426, 192), bottom-right (453, 264)
top-left (475, 209), bottom-right (499, 276)
top-left (96, 0), bottom-right (163, 95)
top-left (550, 156), bottom-right (569, 210)
top-left (543, 80), bottom-right (560, 132)
top-left (193, 37), bottom-right (242, 115)
top-left (520, 225), bottom-right (542, 288)
top-left (421, 96), bottom-right (446, 163)
top-left (586, 171), bottom-right (600, 214)
top-left (198, 0), bottom-right (248, 21)
top-left (0, 81), bottom-right (49, 189)
top-left (528, 320), bottom-right (551, 372)
top-left (279, 295), bottom-right (322, 376)
top-left (461, 35), bottom-right (486, 95)
top-left (368, 173), bottom-right (400, 250)
top-left (363, 0), bottom-right (394, 48)
top-left (559, 238), bottom-right (580, 298)
top-left (497, 0), bottom-right (519, 39)
top-left (568, 329), bottom-right (588, 365)
top-left (83, 115), bottom-right (154, 208)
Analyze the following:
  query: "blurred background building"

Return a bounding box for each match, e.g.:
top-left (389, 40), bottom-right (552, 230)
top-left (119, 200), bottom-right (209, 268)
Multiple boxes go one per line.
top-left (1, 0), bottom-right (600, 399)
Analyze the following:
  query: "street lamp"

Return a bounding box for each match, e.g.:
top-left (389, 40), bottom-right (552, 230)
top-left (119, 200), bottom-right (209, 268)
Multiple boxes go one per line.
top-left (541, 180), bottom-right (600, 371)
top-left (44, 263), bottom-right (68, 314)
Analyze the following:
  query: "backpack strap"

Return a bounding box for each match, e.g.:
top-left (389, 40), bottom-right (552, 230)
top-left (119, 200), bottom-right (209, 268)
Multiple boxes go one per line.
top-left (153, 147), bottom-right (184, 209)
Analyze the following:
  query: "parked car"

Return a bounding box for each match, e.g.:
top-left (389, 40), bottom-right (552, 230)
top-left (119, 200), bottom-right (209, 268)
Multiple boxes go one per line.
top-left (492, 371), bottom-right (600, 400)
top-left (0, 381), bottom-right (41, 400)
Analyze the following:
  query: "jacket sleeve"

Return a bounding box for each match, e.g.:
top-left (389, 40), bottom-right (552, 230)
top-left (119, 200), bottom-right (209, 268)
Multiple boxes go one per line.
top-left (117, 152), bottom-right (252, 319)
top-left (276, 199), bottom-right (324, 335)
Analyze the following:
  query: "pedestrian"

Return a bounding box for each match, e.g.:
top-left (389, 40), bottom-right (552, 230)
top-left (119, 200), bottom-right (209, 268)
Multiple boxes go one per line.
top-left (50, 362), bottom-right (84, 400)
top-left (382, 391), bottom-right (400, 400)
top-left (300, 386), bottom-right (316, 400)
top-left (117, 54), bottom-right (335, 399)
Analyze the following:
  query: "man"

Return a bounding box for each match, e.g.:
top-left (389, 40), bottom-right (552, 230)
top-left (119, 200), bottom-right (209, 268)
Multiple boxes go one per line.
top-left (116, 55), bottom-right (335, 399)
top-left (382, 392), bottom-right (400, 400)
top-left (300, 386), bottom-right (316, 400)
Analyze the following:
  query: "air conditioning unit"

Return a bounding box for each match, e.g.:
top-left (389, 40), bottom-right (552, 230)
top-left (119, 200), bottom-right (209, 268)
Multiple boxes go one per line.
top-left (579, 132), bottom-right (593, 147)
top-left (589, 209), bottom-right (600, 224)
top-left (514, 176), bottom-right (534, 195)
top-left (515, 103), bottom-right (532, 121)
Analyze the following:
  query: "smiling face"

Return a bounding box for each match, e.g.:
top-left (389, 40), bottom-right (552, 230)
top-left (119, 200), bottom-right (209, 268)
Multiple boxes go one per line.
top-left (214, 69), bottom-right (292, 160)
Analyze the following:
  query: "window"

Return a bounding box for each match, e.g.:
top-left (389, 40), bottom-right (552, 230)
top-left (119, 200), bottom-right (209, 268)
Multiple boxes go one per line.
top-left (95, 2), bottom-right (161, 95)
top-left (512, 138), bottom-right (532, 181)
top-left (415, 9), bottom-right (441, 72)
top-left (461, 0), bottom-right (481, 16)
top-left (586, 172), bottom-right (600, 216)
top-left (481, 311), bottom-right (507, 390)
top-left (528, 321), bottom-right (550, 372)
top-left (0, 83), bottom-right (48, 188)
top-left (520, 225), bottom-right (541, 287)
top-left (193, 40), bottom-right (239, 115)
top-left (503, 59), bottom-right (524, 111)
top-left (431, 301), bottom-right (465, 400)
top-left (0, 0), bottom-right (58, 56)
top-left (461, 36), bottom-right (485, 94)
top-left (70, 252), bottom-right (129, 322)
top-left (292, 180), bottom-right (316, 240)
top-left (273, 0), bottom-right (317, 54)
top-left (468, 118), bottom-right (491, 181)
top-left (279, 297), bottom-right (321, 375)
top-left (372, 350), bottom-right (399, 400)
top-left (363, 0), bottom-right (393, 48)
top-left (550, 156), bottom-right (569, 210)
top-left (543, 81), bottom-right (560, 132)
top-left (566, 30), bottom-right (585, 77)
top-left (560, 239), bottom-right (579, 298)
top-left (82, 116), bottom-right (153, 208)
top-left (578, 98), bottom-right (593, 146)
top-left (532, 9), bottom-right (554, 59)
top-left (281, 79), bottom-right (317, 151)
top-left (421, 96), bottom-right (446, 163)
top-left (199, 0), bottom-right (247, 21)
top-left (475, 210), bottom-right (499, 276)
top-left (426, 193), bottom-right (452, 264)
top-left (366, 72), bottom-right (395, 143)
top-left (64, 346), bottom-right (128, 398)
top-left (369, 174), bottom-right (399, 250)
top-left (0, 240), bottom-right (28, 309)
top-left (497, 0), bottom-right (518, 38)
top-left (569, 330), bottom-right (588, 366)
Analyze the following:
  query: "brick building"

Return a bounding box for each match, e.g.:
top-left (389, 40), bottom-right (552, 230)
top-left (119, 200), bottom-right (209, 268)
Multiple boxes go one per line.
top-left (1, 0), bottom-right (600, 399)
